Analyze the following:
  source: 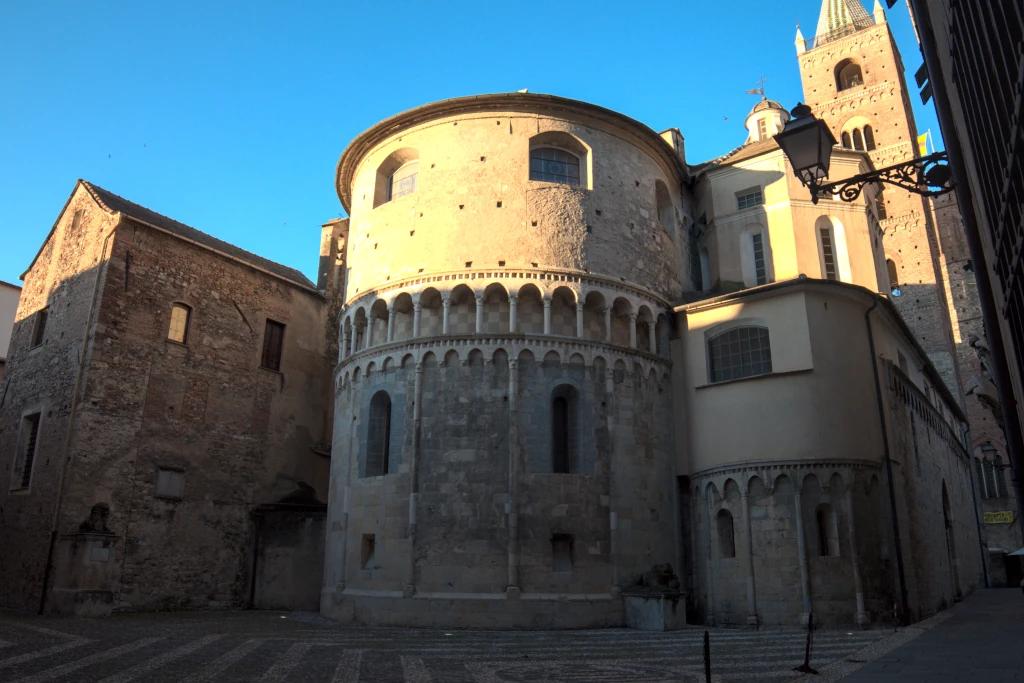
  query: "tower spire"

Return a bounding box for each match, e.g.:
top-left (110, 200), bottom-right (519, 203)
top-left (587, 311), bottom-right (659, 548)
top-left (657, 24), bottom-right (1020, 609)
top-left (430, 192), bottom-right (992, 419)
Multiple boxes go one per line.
top-left (814, 0), bottom-right (875, 45)
top-left (795, 24), bottom-right (806, 55)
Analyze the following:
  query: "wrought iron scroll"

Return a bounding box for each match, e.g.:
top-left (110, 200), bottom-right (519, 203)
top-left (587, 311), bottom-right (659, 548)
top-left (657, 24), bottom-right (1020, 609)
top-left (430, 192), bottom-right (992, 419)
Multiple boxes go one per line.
top-left (811, 151), bottom-right (954, 203)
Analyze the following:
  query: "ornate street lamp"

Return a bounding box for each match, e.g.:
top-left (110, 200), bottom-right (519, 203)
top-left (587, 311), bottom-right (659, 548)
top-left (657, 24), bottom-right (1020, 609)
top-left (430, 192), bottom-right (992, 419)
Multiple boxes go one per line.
top-left (775, 103), bottom-right (955, 204)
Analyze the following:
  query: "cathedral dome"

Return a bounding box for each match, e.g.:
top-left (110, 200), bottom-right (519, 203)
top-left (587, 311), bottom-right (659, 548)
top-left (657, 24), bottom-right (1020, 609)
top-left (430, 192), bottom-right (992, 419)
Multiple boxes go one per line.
top-left (749, 98), bottom-right (787, 115)
top-left (743, 98), bottom-right (790, 144)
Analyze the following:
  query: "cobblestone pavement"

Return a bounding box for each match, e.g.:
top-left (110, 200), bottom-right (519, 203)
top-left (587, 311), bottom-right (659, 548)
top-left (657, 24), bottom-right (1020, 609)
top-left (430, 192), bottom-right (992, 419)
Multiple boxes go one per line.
top-left (0, 610), bottom-right (890, 683)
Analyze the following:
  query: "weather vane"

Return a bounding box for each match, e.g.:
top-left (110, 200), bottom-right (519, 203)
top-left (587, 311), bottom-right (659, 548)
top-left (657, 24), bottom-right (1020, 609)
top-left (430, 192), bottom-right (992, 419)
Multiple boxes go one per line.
top-left (746, 75), bottom-right (768, 100)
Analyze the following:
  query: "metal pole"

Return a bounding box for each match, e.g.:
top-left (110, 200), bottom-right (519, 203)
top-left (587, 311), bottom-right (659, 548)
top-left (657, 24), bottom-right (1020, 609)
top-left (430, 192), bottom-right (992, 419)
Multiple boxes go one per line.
top-left (703, 630), bottom-right (711, 683)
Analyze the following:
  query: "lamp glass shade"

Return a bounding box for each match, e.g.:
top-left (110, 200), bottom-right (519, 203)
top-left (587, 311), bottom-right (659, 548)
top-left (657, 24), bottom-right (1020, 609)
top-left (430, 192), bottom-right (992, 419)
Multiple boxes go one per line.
top-left (775, 112), bottom-right (837, 186)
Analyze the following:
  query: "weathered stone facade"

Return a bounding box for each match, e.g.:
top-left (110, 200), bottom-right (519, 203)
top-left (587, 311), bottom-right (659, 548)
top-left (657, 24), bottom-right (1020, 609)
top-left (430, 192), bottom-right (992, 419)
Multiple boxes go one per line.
top-left (0, 0), bottom-right (995, 629)
top-left (0, 181), bottom-right (332, 614)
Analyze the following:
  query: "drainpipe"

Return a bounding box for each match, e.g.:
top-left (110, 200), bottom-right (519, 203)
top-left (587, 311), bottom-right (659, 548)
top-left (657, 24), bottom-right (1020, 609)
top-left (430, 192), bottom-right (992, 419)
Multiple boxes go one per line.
top-left (911, 0), bottom-right (1024, 539)
top-left (864, 298), bottom-right (910, 624)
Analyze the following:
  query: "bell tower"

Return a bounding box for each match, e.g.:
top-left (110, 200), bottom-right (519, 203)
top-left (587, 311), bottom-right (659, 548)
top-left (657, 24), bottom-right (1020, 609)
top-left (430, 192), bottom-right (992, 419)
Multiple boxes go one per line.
top-left (795, 0), bottom-right (959, 390)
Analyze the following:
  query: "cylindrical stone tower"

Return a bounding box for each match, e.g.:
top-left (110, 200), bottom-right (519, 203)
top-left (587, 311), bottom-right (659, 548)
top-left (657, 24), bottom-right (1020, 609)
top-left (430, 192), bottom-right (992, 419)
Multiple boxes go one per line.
top-left (323, 93), bottom-right (691, 627)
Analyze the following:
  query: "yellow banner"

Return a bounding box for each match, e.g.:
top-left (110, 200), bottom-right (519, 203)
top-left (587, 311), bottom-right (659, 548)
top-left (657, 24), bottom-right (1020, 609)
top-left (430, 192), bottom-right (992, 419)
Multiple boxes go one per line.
top-left (917, 131), bottom-right (930, 156)
top-left (984, 511), bottom-right (1015, 524)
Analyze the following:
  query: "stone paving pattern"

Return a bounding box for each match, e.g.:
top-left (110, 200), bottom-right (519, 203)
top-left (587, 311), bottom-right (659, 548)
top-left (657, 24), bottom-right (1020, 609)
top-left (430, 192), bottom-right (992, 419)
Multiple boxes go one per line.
top-left (0, 609), bottom-right (888, 682)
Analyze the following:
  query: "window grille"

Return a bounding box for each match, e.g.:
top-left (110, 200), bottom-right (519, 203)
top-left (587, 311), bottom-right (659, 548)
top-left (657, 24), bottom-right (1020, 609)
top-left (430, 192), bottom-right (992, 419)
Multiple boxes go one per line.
top-left (752, 233), bottom-right (768, 285)
top-left (736, 187), bottom-right (764, 210)
top-left (757, 118), bottom-right (767, 141)
top-left (820, 227), bottom-right (838, 280)
top-left (708, 326), bottom-right (772, 383)
top-left (261, 319), bottom-right (285, 371)
top-left (529, 147), bottom-right (581, 186)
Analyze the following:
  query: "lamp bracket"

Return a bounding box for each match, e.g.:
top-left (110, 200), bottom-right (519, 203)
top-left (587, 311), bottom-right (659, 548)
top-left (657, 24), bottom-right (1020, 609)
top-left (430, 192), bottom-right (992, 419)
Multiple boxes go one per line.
top-left (809, 151), bottom-right (954, 204)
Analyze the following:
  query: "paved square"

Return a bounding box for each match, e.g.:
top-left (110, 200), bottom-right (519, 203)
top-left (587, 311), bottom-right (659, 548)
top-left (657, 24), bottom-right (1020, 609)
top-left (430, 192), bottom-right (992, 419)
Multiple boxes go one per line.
top-left (0, 610), bottom-right (891, 682)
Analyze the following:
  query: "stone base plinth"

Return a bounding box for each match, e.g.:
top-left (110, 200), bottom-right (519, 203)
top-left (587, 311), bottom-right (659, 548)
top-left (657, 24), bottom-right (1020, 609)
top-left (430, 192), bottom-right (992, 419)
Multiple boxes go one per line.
top-left (622, 593), bottom-right (687, 631)
top-left (321, 589), bottom-right (623, 629)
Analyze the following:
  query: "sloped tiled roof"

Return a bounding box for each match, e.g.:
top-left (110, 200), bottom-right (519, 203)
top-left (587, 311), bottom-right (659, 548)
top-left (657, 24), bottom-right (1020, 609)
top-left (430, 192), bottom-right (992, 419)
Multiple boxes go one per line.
top-left (690, 137), bottom-right (781, 175)
top-left (81, 180), bottom-right (316, 290)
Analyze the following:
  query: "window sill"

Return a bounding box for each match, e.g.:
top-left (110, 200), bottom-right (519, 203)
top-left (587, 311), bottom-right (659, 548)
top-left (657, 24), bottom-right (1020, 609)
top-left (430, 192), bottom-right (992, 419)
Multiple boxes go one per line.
top-left (165, 339), bottom-right (188, 348)
top-left (527, 179), bottom-right (589, 192)
top-left (259, 366), bottom-right (283, 375)
top-left (696, 367), bottom-right (812, 390)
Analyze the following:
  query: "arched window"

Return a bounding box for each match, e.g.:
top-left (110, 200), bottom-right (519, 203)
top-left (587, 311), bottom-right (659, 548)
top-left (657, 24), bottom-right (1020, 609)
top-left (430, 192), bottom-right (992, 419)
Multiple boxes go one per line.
top-left (168, 303), bottom-right (191, 344)
top-left (983, 459), bottom-right (997, 499)
top-left (373, 148), bottom-right (419, 207)
top-left (852, 128), bottom-right (865, 151)
top-left (975, 457), bottom-right (987, 498)
top-left (863, 125), bottom-right (876, 150)
top-left (816, 504), bottom-right (839, 557)
top-left (366, 391), bottom-right (392, 476)
top-left (819, 223), bottom-right (838, 280)
top-left (551, 385), bottom-right (578, 473)
top-left (655, 180), bottom-right (674, 236)
top-left (530, 147), bottom-right (581, 186)
top-left (529, 131), bottom-right (589, 188)
top-left (835, 59), bottom-right (864, 91)
top-left (708, 326), bottom-right (772, 383)
top-left (886, 259), bottom-right (900, 287)
top-left (716, 509), bottom-right (735, 558)
top-left (387, 160), bottom-right (418, 201)
top-left (841, 131), bottom-right (852, 148)
top-left (994, 455), bottom-right (1008, 498)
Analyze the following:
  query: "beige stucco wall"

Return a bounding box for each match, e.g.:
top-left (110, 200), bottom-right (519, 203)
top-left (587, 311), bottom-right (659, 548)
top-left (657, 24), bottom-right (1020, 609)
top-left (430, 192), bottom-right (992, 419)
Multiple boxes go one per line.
top-left (0, 282), bottom-right (20, 361)
top-left (697, 147), bottom-right (885, 293)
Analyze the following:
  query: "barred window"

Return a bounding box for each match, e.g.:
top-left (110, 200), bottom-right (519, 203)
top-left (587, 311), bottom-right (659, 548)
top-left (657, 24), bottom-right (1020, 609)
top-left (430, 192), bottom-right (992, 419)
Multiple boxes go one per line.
top-left (708, 326), bottom-right (772, 383)
top-left (757, 118), bottom-right (767, 141)
top-left (820, 226), bottom-right (838, 280)
top-left (736, 187), bottom-right (764, 210)
top-left (530, 147), bottom-right (581, 186)
top-left (752, 232), bottom-right (768, 285)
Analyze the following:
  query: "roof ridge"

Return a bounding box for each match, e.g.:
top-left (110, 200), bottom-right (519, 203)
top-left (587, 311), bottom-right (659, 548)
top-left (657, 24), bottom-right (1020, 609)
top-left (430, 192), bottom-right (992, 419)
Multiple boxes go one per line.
top-left (80, 180), bottom-right (316, 290)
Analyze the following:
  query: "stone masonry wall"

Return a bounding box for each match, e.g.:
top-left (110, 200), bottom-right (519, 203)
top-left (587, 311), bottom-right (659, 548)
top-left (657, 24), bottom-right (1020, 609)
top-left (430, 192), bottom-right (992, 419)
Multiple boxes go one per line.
top-left (0, 187), bottom-right (118, 610)
top-left (57, 216), bottom-right (330, 611)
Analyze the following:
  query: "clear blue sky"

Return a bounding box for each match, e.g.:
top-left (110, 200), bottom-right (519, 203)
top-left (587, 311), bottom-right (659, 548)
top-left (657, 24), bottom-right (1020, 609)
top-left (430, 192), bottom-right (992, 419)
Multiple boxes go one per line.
top-left (0, 0), bottom-right (939, 285)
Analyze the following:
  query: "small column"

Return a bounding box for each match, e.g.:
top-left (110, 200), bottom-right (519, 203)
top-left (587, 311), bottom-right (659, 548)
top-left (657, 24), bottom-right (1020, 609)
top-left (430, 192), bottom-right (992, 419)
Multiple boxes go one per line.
top-left (509, 294), bottom-right (518, 333)
top-left (742, 490), bottom-right (759, 626)
top-left (628, 313), bottom-right (638, 348)
top-left (441, 295), bottom-right (451, 335)
top-left (475, 294), bottom-right (484, 334)
top-left (387, 308), bottom-right (396, 342)
top-left (604, 307), bottom-right (612, 343)
top-left (794, 487), bottom-right (813, 624)
top-left (846, 485), bottom-right (869, 626)
top-left (648, 320), bottom-right (657, 354)
top-left (507, 357), bottom-right (520, 594)
top-left (349, 324), bottom-right (357, 356)
top-left (705, 488), bottom-right (717, 626)
top-left (543, 298), bottom-right (552, 335)
top-left (412, 302), bottom-right (422, 338)
top-left (575, 302), bottom-right (584, 338)
top-left (366, 317), bottom-right (374, 348)
top-left (406, 360), bottom-right (425, 596)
